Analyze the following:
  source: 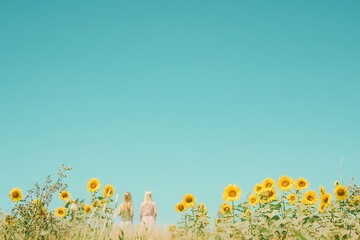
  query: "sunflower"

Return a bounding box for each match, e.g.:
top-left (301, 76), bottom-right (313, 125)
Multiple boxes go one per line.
top-left (183, 193), bottom-right (196, 207)
top-left (87, 178), bottom-right (101, 193)
top-left (175, 202), bottom-right (186, 212)
top-left (9, 188), bottom-right (23, 202)
top-left (334, 184), bottom-right (348, 201)
top-left (301, 190), bottom-right (318, 205)
top-left (223, 184), bottom-right (241, 201)
top-left (59, 190), bottom-right (71, 201)
top-left (320, 192), bottom-right (332, 207)
top-left (102, 184), bottom-right (115, 198)
top-left (55, 207), bottom-right (66, 218)
top-left (267, 188), bottom-right (277, 202)
top-left (295, 177), bottom-right (309, 191)
top-left (220, 202), bottom-right (232, 214)
top-left (248, 194), bottom-right (259, 206)
top-left (84, 205), bottom-right (92, 214)
top-left (199, 203), bottom-right (208, 214)
top-left (319, 185), bottom-right (326, 195)
top-left (277, 176), bottom-right (294, 191)
top-left (318, 203), bottom-right (325, 213)
top-left (254, 183), bottom-right (263, 194)
top-left (244, 208), bottom-right (251, 220)
top-left (92, 201), bottom-right (98, 208)
top-left (263, 178), bottom-right (275, 190)
top-left (287, 193), bottom-right (297, 204)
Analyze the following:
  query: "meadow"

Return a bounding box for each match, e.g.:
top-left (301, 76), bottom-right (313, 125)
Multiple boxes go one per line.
top-left (1, 165), bottom-right (359, 239)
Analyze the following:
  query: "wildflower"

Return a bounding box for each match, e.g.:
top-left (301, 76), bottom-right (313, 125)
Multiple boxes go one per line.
top-left (102, 184), bottom-right (115, 198)
top-left (223, 184), bottom-right (241, 201)
top-left (9, 188), bottom-right (23, 202)
top-left (87, 178), bottom-right (101, 193)
top-left (295, 177), bottom-right (309, 191)
top-left (278, 176), bottom-right (294, 191)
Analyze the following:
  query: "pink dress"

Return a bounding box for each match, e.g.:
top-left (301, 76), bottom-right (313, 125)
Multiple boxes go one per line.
top-left (140, 202), bottom-right (156, 227)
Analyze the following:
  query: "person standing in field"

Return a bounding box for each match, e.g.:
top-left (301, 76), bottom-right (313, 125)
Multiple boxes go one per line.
top-left (118, 192), bottom-right (134, 228)
top-left (140, 191), bottom-right (157, 228)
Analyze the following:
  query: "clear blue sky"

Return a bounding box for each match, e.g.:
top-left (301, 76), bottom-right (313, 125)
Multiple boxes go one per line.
top-left (0, 0), bottom-right (359, 225)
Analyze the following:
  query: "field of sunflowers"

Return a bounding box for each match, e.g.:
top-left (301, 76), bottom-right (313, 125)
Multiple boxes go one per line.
top-left (1, 165), bottom-right (359, 239)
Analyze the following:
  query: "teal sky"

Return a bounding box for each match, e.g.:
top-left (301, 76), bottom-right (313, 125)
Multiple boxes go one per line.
top-left (0, 1), bottom-right (359, 225)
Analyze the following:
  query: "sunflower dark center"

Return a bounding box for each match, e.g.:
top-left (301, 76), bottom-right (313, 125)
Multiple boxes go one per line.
top-left (257, 187), bottom-right (262, 191)
top-left (224, 207), bottom-right (230, 212)
top-left (307, 195), bottom-right (314, 201)
top-left (12, 192), bottom-right (19, 198)
top-left (299, 181), bottom-right (305, 187)
top-left (266, 183), bottom-right (272, 188)
top-left (229, 190), bottom-right (236, 197)
top-left (282, 181), bottom-right (289, 187)
top-left (268, 191), bottom-right (274, 197)
top-left (178, 205), bottom-right (184, 211)
top-left (186, 197), bottom-right (192, 203)
top-left (91, 183), bottom-right (96, 188)
top-left (338, 189), bottom-right (345, 196)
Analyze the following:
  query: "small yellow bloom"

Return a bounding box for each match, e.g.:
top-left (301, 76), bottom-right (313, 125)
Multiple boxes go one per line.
top-left (9, 188), bottom-right (23, 202)
top-left (287, 193), bottom-right (297, 204)
top-left (248, 194), bottom-right (259, 206)
top-left (254, 183), bottom-right (263, 194)
top-left (319, 185), bottom-right (326, 195)
top-left (55, 207), bottom-right (66, 218)
top-left (263, 178), bottom-right (275, 190)
top-left (301, 190), bottom-right (318, 205)
top-left (318, 203), bottom-right (326, 213)
top-left (220, 202), bottom-right (232, 214)
top-left (87, 178), bottom-right (101, 193)
top-left (295, 177), bottom-right (309, 191)
top-left (175, 202), bottom-right (186, 212)
top-left (102, 184), bottom-right (115, 198)
top-left (183, 193), bottom-right (196, 207)
top-left (59, 190), bottom-right (71, 201)
top-left (277, 176), bottom-right (294, 191)
top-left (84, 205), bottom-right (92, 214)
top-left (266, 188), bottom-right (277, 202)
top-left (334, 184), bottom-right (348, 201)
top-left (320, 192), bottom-right (332, 207)
top-left (223, 184), bottom-right (241, 201)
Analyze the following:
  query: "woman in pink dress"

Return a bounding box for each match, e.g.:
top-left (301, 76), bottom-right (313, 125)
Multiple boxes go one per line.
top-left (140, 191), bottom-right (157, 228)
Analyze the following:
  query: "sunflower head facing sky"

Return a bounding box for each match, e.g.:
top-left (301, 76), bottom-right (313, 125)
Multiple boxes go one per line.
top-left (334, 184), bottom-right (348, 201)
top-left (55, 207), bottom-right (66, 218)
top-left (102, 184), bottom-right (115, 198)
top-left (175, 202), bottom-right (187, 212)
top-left (59, 190), bottom-right (71, 201)
top-left (223, 184), bottom-right (241, 202)
top-left (295, 177), bottom-right (309, 191)
top-left (87, 178), bottom-right (101, 193)
top-left (183, 193), bottom-right (196, 207)
top-left (301, 190), bottom-right (318, 205)
top-left (277, 176), bottom-right (294, 191)
top-left (9, 188), bottom-right (23, 202)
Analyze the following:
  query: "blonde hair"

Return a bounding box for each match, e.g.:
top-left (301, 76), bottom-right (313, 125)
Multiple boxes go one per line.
top-left (123, 192), bottom-right (132, 209)
top-left (144, 191), bottom-right (152, 204)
